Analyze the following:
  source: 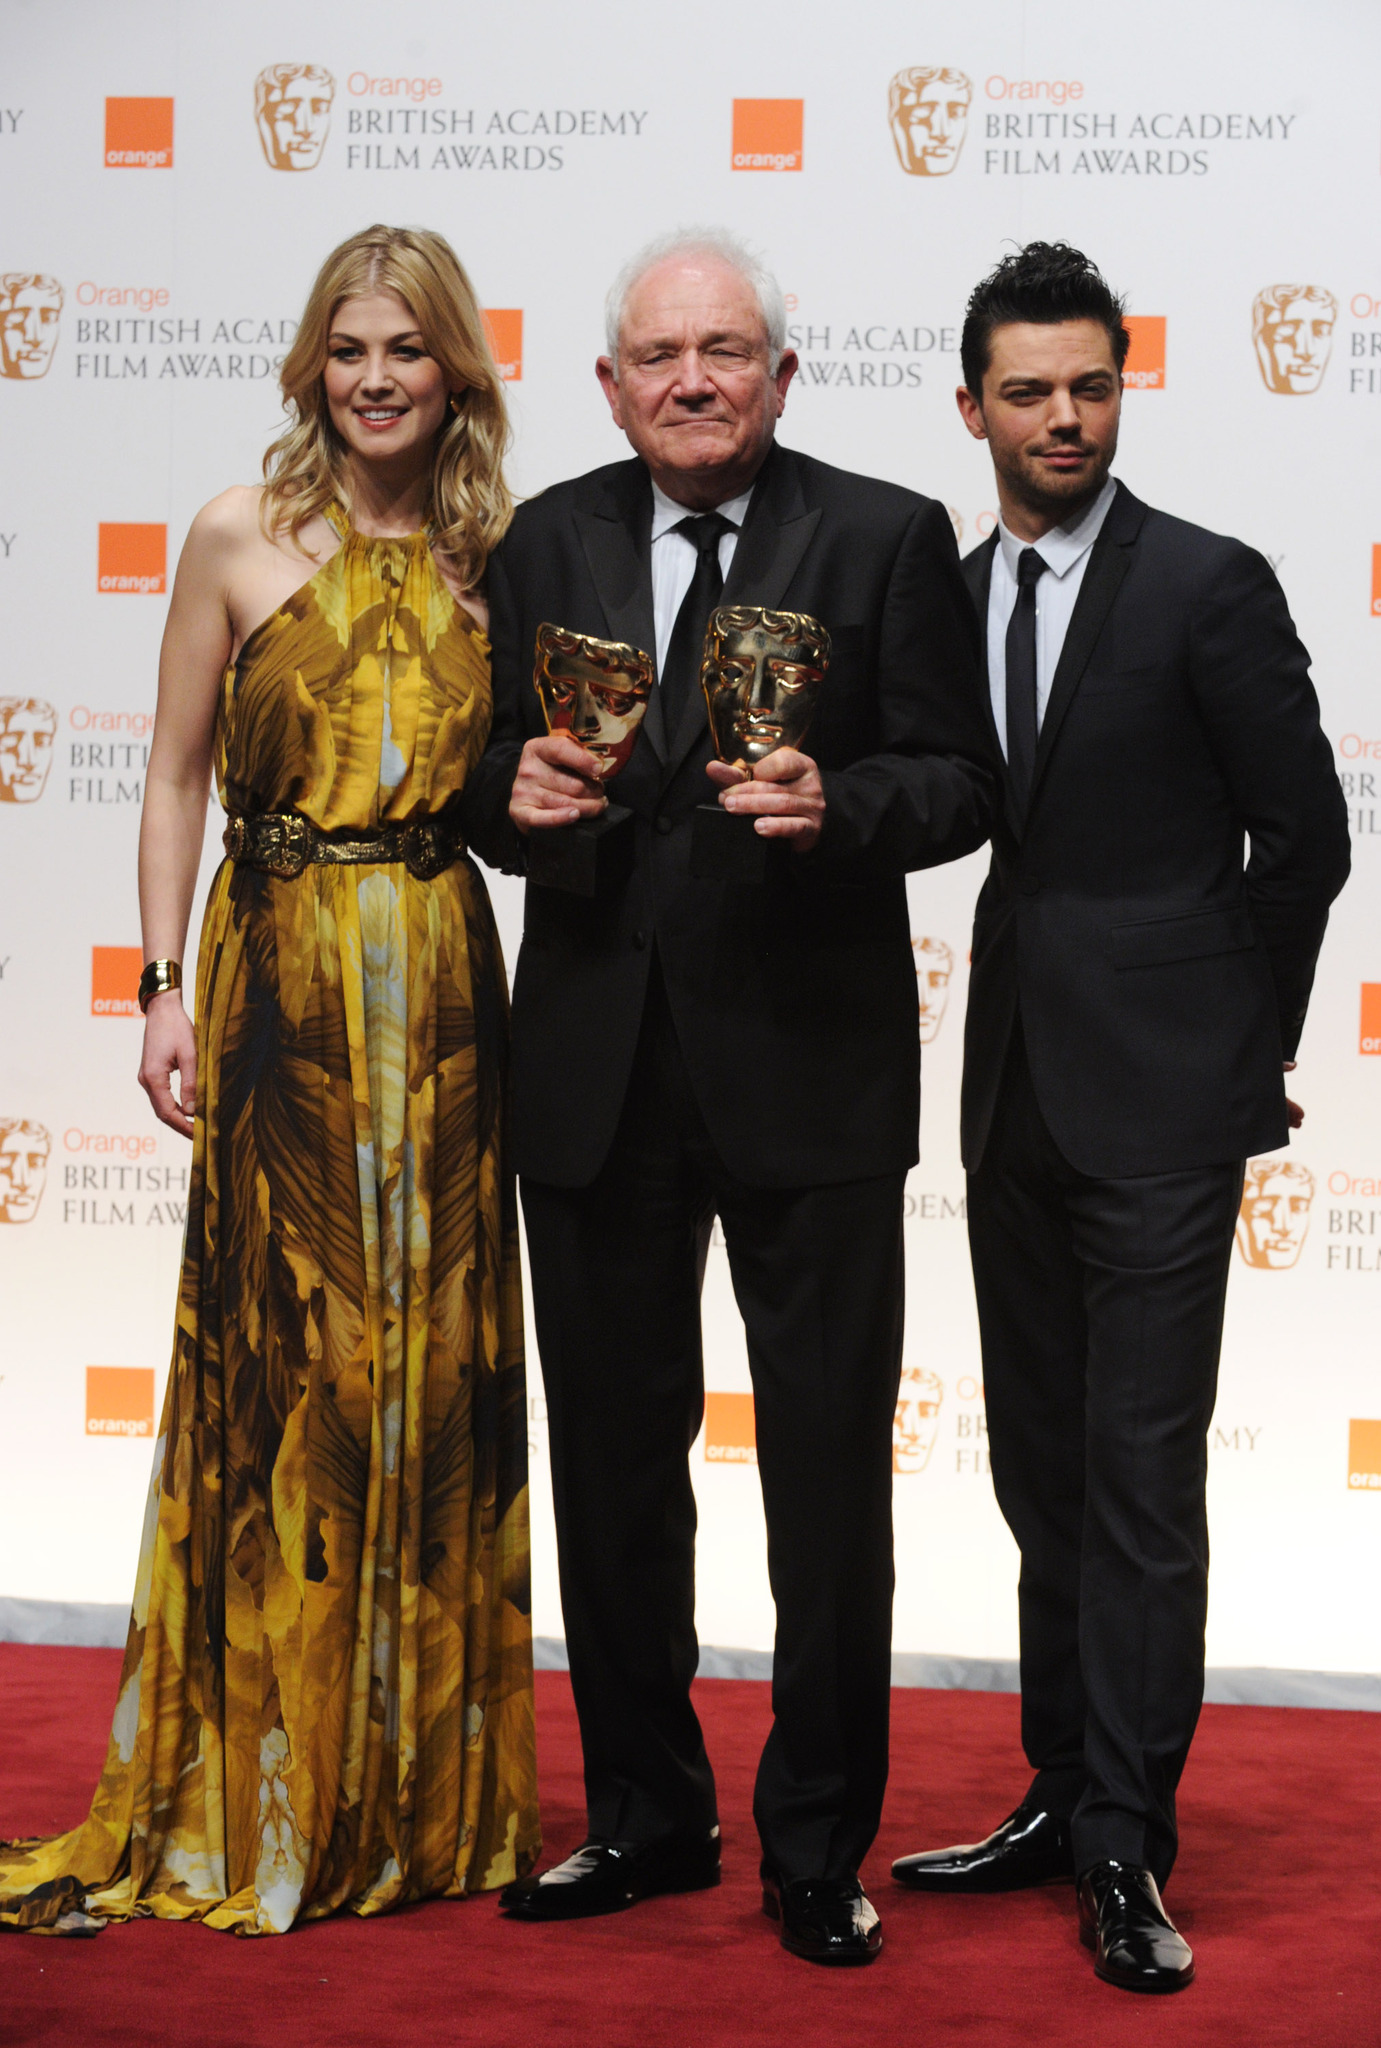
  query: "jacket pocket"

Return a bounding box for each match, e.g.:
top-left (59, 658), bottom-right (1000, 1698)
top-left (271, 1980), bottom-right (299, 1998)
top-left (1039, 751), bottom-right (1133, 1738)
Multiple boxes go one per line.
top-left (1110, 906), bottom-right (1257, 969)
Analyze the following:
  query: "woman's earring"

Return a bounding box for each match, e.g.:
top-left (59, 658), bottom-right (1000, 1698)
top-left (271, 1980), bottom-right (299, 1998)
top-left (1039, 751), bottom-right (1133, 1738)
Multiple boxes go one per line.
top-left (448, 392), bottom-right (462, 416)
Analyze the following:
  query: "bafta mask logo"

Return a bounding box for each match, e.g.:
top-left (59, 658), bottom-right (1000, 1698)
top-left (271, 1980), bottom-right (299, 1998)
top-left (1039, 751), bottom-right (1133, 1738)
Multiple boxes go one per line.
top-left (0, 697), bottom-right (57, 803)
top-left (1252, 285), bottom-right (1336, 395)
top-left (701, 607), bottom-right (830, 767)
top-left (255, 63), bottom-right (335, 171)
top-left (0, 273), bottom-right (64, 381)
top-left (0, 1118), bottom-right (50, 1224)
top-left (533, 624), bottom-right (654, 779)
top-left (894, 1363), bottom-right (944, 1475)
top-left (912, 936), bottom-right (954, 1045)
top-left (1236, 1159), bottom-right (1315, 1270)
top-left (888, 68), bottom-right (973, 177)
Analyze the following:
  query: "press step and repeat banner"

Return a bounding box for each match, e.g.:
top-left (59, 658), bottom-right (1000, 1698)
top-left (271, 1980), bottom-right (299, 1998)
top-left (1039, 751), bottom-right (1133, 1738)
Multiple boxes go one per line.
top-left (2, 0), bottom-right (1379, 1682)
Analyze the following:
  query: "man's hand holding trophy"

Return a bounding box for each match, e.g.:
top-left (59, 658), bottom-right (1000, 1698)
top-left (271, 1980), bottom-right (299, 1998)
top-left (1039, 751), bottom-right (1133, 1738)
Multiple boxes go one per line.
top-left (517, 623), bottom-right (655, 894)
top-left (513, 605), bottom-right (830, 891)
top-left (695, 605), bottom-right (831, 880)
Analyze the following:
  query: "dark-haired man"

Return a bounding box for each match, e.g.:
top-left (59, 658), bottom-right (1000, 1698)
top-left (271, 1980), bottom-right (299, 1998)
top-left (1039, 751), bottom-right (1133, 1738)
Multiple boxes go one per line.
top-left (891, 243), bottom-right (1349, 1993)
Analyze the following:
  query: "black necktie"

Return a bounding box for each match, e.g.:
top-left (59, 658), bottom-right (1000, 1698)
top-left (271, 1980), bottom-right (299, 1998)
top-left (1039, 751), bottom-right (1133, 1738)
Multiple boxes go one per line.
top-left (1004, 546), bottom-right (1048, 815)
top-left (659, 513), bottom-right (736, 736)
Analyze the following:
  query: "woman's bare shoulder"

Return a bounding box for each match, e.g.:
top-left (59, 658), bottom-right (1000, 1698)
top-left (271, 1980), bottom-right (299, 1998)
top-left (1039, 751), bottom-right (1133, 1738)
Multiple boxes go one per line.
top-left (186, 484), bottom-right (265, 550)
top-left (181, 488), bottom-right (331, 590)
top-left (172, 488), bottom-right (268, 584)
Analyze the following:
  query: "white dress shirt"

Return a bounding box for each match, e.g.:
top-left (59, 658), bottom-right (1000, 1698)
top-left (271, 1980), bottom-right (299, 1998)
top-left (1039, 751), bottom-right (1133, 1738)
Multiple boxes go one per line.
top-left (650, 479), bottom-right (754, 675)
top-left (986, 475), bottom-right (1118, 758)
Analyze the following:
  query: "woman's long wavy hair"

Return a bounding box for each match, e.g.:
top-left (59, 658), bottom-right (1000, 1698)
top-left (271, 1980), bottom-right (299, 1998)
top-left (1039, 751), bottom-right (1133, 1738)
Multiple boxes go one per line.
top-left (261, 224), bottom-right (512, 589)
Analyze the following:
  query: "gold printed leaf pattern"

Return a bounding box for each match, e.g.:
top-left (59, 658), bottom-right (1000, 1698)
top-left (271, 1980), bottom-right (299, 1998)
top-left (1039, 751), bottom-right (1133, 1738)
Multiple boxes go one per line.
top-left (0, 511), bottom-right (537, 1935)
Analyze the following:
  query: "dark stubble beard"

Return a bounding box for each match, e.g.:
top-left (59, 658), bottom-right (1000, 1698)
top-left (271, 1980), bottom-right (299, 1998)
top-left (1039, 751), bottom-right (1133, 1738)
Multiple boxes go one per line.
top-left (999, 435), bottom-right (1117, 531)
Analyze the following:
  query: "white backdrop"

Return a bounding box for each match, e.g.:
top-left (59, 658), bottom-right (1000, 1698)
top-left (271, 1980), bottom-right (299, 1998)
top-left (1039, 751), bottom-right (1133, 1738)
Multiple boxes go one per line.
top-left (2, 0), bottom-right (1379, 1685)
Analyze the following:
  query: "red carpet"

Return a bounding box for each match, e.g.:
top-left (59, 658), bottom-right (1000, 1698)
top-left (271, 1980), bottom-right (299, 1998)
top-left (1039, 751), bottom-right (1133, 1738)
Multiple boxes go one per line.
top-left (1, 1648), bottom-right (1377, 2047)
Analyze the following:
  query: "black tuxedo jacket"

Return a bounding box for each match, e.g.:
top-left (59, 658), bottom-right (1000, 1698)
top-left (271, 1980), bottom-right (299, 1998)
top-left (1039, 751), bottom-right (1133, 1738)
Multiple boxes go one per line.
top-left (462, 442), bottom-right (996, 1188)
top-left (960, 480), bottom-right (1350, 1179)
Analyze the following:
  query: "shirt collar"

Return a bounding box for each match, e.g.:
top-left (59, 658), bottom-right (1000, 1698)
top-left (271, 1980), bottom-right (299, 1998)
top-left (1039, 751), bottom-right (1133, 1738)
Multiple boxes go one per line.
top-left (650, 476), bottom-right (755, 541)
top-left (997, 474), bottom-right (1118, 582)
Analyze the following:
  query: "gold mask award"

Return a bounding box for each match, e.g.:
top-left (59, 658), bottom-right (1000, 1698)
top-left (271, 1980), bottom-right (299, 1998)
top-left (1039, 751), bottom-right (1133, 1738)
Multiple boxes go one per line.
top-left (691, 606), bottom-right (831, 882)
top-left (528, 623), bottom-right (655, 894)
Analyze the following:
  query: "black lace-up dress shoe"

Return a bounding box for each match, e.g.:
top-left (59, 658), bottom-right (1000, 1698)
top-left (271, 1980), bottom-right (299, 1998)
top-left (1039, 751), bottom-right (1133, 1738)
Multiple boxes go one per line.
top-left (1077, 1861), bottom-right (1194, 1993)
top-left (499, 1830), bottom-right (721, 1921)
top-left (892, 1806), bottom-right (1074, 1891)
top-left (762, 1871), bottom-right (882, 1965)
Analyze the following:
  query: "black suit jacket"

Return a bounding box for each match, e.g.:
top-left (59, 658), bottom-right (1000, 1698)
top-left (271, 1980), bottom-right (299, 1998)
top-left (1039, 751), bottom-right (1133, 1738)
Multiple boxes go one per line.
top-left (960, 480), bottom-right (1350, 1179)
top-left (462, 442), bottom-right (996, 1188)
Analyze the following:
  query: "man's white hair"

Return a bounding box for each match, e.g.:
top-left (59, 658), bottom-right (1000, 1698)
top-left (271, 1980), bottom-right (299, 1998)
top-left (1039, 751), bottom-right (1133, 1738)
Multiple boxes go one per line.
top-left (604, 226), bottom-right (787, 372)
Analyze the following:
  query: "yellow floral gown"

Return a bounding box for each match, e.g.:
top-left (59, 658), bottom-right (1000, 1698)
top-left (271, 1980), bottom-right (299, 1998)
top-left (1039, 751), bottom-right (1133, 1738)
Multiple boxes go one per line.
top-left (0, 507), bottom-right (540, 1934)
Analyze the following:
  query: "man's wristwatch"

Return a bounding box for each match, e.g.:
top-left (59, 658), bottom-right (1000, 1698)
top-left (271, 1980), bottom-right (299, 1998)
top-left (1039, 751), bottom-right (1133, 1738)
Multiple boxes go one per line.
top-left (138, 959), bottom-right (182, 1013)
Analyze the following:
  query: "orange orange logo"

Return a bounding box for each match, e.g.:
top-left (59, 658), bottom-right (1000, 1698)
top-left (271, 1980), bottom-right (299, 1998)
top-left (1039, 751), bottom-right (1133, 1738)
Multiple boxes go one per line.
top-left (1361, 985), bottom-right (1381, 1054)
top-left (98, 524), bottom-right (166, 595)
top-left (1372, 545), bottom-right (1381, 619)
top-left (732, 99), bottom-right (803, 172)
top-left (704, 1392), bottom-right (757, 1462)
top-left (483, 309), bottom-right (523, 382)
top-left (86, 1367), bottom-right (155, 1438)
top-left (1123, 316), bottom-right (1166, 390)
top-left (1348, 1418), bottom-right (1381, 1491)
top-left (105, 98), bottom-right (174, 169)
top-left (92, 946), bottom-right (143, 1018)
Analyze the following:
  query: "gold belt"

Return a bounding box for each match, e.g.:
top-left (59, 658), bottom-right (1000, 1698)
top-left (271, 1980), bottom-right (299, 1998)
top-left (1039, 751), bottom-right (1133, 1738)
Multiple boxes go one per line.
top-left (223, 811), bottom-right (465, 882)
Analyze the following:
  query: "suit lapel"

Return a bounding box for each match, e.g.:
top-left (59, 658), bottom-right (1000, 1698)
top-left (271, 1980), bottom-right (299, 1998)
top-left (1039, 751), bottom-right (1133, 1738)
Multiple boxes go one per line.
top-left (1029, 481), bottom-right (1145, 804)
top-left (572, 464), bottom-right (664, 758)
top-left (662, 444), bottom-right (821, 778)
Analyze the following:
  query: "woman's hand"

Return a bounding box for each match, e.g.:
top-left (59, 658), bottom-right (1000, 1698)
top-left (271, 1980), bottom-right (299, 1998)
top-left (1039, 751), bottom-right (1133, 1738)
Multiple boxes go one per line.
top-left (138, 991), bottom-right (197, 1139)
top-left (135, 491), bottom-right (238, 1140)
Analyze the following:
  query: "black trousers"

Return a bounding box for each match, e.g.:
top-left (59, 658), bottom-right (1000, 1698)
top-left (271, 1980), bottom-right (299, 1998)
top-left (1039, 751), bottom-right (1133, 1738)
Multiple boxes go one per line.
top-left (520, 961), bottom-right (906, 1883)
top-left (966, 1027), bottom-right (1243, 1887)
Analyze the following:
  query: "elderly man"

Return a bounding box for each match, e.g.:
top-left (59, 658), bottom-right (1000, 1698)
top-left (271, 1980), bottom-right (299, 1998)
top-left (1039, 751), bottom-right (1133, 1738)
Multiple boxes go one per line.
top-left (462, 228), bottom-right (994, 1963)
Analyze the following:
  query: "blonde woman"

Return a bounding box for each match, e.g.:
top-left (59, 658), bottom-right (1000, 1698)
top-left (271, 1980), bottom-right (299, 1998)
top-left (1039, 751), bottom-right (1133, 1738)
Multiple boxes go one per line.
top-left (0, 226), bottom-right (539, 1934)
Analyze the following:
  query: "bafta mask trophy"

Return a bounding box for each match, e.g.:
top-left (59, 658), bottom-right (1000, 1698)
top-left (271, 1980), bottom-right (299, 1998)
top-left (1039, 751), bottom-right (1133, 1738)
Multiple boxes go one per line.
top-left (691, 606), bottom-right (831, 882)
top-left (528, 622), bottom-right (655, 894)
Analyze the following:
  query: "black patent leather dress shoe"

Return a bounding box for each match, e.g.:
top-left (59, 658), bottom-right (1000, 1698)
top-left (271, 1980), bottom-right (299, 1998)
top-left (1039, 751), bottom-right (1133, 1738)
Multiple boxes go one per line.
top-left (762, 1871), bottom-right (882, 1965)
top-left (1078, 1861), bottom-right (1194, 1993)
top-left (499, 1830), bottom-right (721, 1921)
top-left (891, 1805), bottom-right (1074, 1892)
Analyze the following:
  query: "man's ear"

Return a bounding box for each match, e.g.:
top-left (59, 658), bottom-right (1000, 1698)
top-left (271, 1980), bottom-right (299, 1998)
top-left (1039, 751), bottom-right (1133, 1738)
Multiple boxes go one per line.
top-left (595, 354), bottom-right (624, 430)
top-left (955, 384), bottom-right (988, 442)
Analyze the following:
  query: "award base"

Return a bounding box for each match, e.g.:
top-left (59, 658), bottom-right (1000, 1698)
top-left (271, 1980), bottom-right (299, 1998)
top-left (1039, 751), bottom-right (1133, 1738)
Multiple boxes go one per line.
top-left (526, 803), bottom-right (634, 897)
top-left (689, 804), bottom-right (768, 884)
